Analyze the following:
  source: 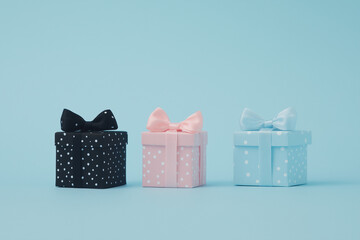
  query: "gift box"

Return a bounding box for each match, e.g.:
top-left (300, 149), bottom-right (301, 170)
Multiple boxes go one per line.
top-left (141, 108), bottom-right (207, 188)
top-left (234, 108), bottom-right (311, 187)
top-left (55, 109), bottom-right (128, 189)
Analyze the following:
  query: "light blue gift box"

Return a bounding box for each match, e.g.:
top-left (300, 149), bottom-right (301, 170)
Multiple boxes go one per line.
top-left (234, 108), bottom-right (312, 187)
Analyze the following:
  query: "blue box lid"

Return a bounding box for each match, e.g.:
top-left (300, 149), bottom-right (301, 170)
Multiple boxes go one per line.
top-left (234, 130), bottom-right (312, 147)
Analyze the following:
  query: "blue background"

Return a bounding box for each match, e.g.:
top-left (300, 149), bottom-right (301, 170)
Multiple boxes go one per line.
top-left (1, 1), bottom-right (359, 239)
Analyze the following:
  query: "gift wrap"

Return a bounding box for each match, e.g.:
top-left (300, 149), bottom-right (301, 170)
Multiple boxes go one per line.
top-left (234, 130), bottom-right (311, 186)
top-left (55, 109), bottom-right (127, 189)
top-left (234, 107), bottom-right (311, 187)
top-left (142, 107), bottom-right (207, 188)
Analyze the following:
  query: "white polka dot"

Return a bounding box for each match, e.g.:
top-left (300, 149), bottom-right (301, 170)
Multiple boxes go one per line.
top-left (246, 172), bottom-right (251, 177)
top-left (146, 170), bottom-right (150, 173)
top-left (244, 160), bottom-right (248, 164)
top-left (181, 147), bottom-right (184, 150)
top-left (147, 180), bottom-right (150, 183)
top-left (185, 162), bottom-right (189, 166)
top-left (161, 170), bottom-right (164, 174)
top-left (186, 172), bottom-right (190, 175)
top-left (255, 179), bottom-right (260, 183)
top-left (276, 167), bottom-right (281, 171)
top-left (180, 157), bottom-right (184, 161)
top-left (244, 150), bottom-right (248, 155)
top-left (285, 159), bottom-right (288, 163)
top-left (158, 150), bottom-right (162, 154)
top-left (157, 181), bottom-right (160, 185)
top-left (185, 185), bottom-right (189, 187)
top-left (153, 155), bottom-right (157, 159)
top-left (244, 140), bottom-right (248, 145)
top-left (180, 177), bottom-right (184, 181)
top-left (284, 173), bottom-right (287, 177)
top-left (186, 154), bottom-right (189, 157)
top-left (277, 180), bottom-right (281, 184)
top-left (143, 164), bottom-right (146, 168)
top-left (147, 160), bottom-right (151, 164)
top-left (156, 175), bottom-right (160, 178)
top-left (161, 162), bottom-right (165, 166)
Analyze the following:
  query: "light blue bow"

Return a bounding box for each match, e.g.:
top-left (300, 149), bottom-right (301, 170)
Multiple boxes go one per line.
top-left (240, 107), bottom-right (297, 131)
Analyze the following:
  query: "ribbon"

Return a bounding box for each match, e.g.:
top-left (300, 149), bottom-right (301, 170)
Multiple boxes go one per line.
top-left (61, 109), bottom-right (118, 132)
top-left (199, 133), bottom-right (207, 185)
top-left (239, 108), bottom-right (296, 186)
top-left (146, 107), bottom-right (203, 187)
top-left (72, 134), bottom-right (82, 187)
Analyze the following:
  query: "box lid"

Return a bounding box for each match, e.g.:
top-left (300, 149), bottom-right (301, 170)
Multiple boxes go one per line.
top-left (142, 131), bottom-right (208, 147)
top-left (55, 131), bottom-right (128, 148)
top-left (234, 130), bottom-right (311, 147)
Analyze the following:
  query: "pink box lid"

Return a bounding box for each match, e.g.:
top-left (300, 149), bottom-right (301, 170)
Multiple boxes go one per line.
top-left (142, 131), bottom-right (208, 146)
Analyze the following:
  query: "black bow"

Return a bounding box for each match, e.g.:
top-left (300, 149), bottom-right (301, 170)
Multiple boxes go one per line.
top-left (61, 109), bottom-right (118, 132)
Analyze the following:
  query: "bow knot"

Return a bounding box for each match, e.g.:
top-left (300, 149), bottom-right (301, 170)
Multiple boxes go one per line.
top-left (147, 107), bottom-right (203, 133)
top-left (61, 109), bottom-right (118, 132)
top-left (240, 107), bottom-right (297, 131)
top-left (168, 123), bottom-right (180, 131)
top-left (263, 120), bottom-right (273, 128)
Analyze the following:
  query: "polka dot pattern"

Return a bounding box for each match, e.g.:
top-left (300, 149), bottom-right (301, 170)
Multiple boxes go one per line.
top-left (55, 131), bottom-right (127, 189)
top-left (234, 144), bottom-right (308, 187)
top-left (142, 145), bottom-right (202, 188)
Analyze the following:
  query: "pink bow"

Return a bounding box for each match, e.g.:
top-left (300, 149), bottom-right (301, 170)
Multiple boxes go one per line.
top-left (146, 107), bottom-right (203, 133)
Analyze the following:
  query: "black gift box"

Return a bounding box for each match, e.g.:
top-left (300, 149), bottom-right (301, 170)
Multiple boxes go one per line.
top-left (55, 131), bottom-right (127, 189)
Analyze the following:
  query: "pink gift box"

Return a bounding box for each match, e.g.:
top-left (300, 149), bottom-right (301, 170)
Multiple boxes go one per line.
top-left (142, 131), bottom-right (207, 188)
